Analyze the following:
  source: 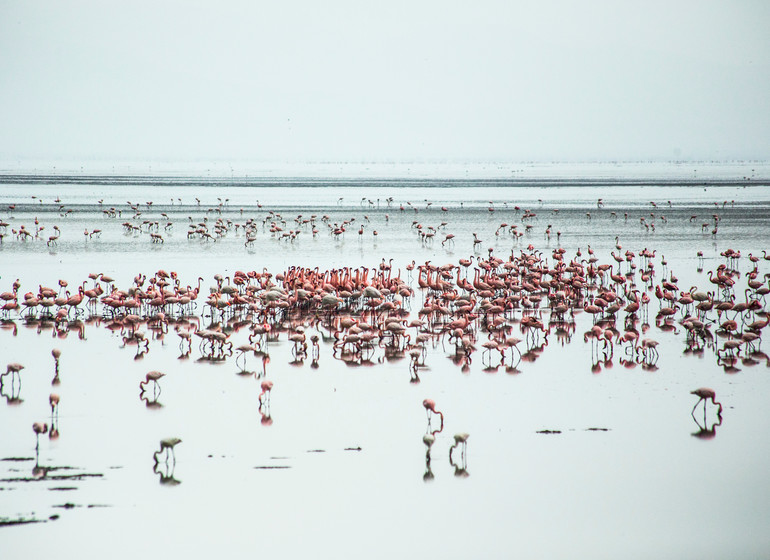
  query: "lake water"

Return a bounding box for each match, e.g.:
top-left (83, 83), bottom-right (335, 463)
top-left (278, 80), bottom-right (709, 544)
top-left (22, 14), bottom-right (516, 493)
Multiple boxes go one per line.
top-left (1, 169), bottom-right (769, 559)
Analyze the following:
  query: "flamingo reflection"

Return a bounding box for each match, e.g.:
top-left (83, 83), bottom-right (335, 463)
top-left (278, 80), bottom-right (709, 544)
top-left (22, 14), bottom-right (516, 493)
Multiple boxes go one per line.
top-left (449, 433), bottom-right (470, 477)
top-left (422, 433), bottom-right (435, 482)
top-left (691, 413), bottom-right (722, 439)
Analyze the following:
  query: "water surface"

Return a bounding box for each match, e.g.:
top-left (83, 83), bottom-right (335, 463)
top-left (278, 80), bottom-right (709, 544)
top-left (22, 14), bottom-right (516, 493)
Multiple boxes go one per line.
top-left (1, 173), bottom-right (769, 559)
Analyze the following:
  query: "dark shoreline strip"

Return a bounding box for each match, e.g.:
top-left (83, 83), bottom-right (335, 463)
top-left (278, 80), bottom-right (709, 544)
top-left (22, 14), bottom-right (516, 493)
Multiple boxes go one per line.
top-left (0, 518), bottom-right (46, 527)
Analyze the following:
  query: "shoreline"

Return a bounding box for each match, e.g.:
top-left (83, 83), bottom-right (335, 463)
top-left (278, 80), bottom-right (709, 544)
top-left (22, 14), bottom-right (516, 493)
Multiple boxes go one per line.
top-left (0, 174), bottom-right (768, 188)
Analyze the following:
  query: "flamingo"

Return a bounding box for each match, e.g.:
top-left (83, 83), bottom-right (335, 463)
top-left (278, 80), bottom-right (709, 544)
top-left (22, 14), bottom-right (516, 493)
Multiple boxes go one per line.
top-left (153, 437), bottom-right (182, 464)
top-left (2, 362), bottom-right (24, 388)
top-left (51, 348), bottom-right (62, 384)
top-left (258, 379), bottom-right (273, 406)
top-left (449, 432), bottom-right (469, 459)
top-left (49, 393), bottom-right (60, 416)
top-left (423, 398), bottom-right (444, 433)
top-left (33, 422), bottom-right (48, 451)
top-left (140, 370), bottom-right (165, 395)
top-left (691, 388), bottom-right (723, 417)
top-left (5, 362), bottom-right (24, 376)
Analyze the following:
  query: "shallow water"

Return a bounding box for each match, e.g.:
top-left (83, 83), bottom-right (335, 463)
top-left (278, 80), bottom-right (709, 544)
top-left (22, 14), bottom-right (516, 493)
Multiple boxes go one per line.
top-left (1, 175), bottom-right (769, 559)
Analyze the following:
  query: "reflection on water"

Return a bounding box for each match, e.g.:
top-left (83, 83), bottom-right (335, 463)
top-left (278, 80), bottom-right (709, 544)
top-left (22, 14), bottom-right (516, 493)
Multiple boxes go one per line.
top-left (140, 393), bottom-right (163, 409)
top-left (422, 434), bottom-right (435, 482)
top-left (449, 433), bottom-right (470, 478)
top-left (0, 454), bottom-right (105, 526)
top-left (691, 412), bottom-right (723, 440)
top-left (153, 461), bottom-right (181, 486)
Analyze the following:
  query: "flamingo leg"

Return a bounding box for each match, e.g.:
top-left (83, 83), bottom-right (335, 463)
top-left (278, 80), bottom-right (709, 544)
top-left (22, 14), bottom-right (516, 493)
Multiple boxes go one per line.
top-left (449, 442), bottom-right (458, 463)
top-left (691, 397), bottom-right (704, 416)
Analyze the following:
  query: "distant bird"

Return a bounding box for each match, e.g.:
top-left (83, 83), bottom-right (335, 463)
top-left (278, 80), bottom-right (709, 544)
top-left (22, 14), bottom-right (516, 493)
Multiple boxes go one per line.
top-left (4, 362), bottom-right (24, 376)
top-left (449, 432), bottom-right (470, 477)
top-left (423, 398), bottom-right (444, 433)
top-left (258, 379), bottom-right (274, 406)
top-left (691, 387), bottom-right (723, 417)
top-left (49, 393), bottom-right (60, 416)
top-left (153, 437), bottom-right (182, 464)
top-left (140, 370), bottom-right (165, 394)
top-left (310, 335), bottom-right (320, 363)
top-left (450, 432), bottom-right (469, 456)
top-left (52, 349), bottom-right (62, 384)
top-left (33, 422), bottom-right (48, 451)
top-left (2, 363), bottom-right (24, 394)
top-left (235, 344), bottom-right (256, 372)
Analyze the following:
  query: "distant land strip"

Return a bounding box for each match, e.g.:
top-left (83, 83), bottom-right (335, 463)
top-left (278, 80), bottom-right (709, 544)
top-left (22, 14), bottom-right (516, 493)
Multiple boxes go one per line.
top-left (0, 174), bottom-right (767, 188)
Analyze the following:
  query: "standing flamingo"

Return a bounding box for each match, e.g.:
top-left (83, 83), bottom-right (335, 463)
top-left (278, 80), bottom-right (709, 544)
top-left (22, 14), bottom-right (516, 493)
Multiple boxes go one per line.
top-left (310, 334), bottom-right (320, 363)
top-left (153, 437), bottom-right (182, 464)
top-left (140, 370), bottom-right (165, 397)
top-left (449, 432), bottom-right (470, 477)
top-left (258, 379), bottom-right (274, 425)
top-left (235, 344), bottom-right (256, 372)
top-left (49, 393), bottom-right (60, 416)
top-left (33, 422), bottom-right (48, 451)
top-left (691, 387), bottom-right (723, 417)
top-left (2, 362), bottom-right (24, 399)
top-left (4, 362), bottom-right (24, 377)
top-left (258, 379), bottom-right (273, 406)
top-left (52, 349), bottom-right (61, 385)
top-left (423, 398), bottom-right (444, 433)
top-left (450, 432), bottom-right (469, 457)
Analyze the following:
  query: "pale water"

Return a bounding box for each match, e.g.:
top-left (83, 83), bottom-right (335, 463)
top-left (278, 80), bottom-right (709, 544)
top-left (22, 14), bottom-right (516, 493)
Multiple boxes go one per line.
top-left (1, 170), bottom-right (769, 559)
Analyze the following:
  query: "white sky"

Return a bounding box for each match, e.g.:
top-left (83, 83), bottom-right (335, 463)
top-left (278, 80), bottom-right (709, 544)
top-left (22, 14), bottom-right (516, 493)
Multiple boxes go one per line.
top-left (1, 0), bottom-right (769, 167)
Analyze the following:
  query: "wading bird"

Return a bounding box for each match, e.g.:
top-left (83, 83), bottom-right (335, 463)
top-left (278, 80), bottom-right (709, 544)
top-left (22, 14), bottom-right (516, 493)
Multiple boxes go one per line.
top-left (691, 387), bottom-right (723, 417)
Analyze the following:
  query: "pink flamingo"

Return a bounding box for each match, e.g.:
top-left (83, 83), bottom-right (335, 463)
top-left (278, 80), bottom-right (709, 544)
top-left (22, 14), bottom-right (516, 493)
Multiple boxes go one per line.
top-left (423, 398), bottom-right (444, 433)
top-left (140, 370), bottom-right (165, 396)
top-left (33, 422), bottom-right (48, 451)
top-left (49, 393), bottom-right (60, 415)
top-left (154, 437), bottom-right (182, 464)
top-left (258, 379), bottom-right (273, 406)
top-left (691, 387), bottom-right (723, 417)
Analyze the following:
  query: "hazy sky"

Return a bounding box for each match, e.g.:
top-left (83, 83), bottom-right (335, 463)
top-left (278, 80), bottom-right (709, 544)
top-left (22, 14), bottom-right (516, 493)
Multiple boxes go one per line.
top-left (1, 0), bottom-right (768, 166)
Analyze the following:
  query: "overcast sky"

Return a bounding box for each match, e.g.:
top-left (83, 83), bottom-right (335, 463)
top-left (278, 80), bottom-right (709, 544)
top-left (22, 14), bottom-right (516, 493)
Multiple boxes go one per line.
top-left (1, 0), bottom-right (768, 167)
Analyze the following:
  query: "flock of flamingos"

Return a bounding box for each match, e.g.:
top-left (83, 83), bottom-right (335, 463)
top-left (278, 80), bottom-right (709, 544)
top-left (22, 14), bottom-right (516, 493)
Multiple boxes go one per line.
top-left (2, 195), bottom-right (769, 470)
